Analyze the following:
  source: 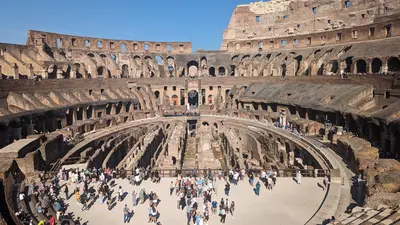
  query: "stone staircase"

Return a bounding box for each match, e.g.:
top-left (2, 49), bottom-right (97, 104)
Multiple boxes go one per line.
top-left (330, 204), bottom-right (400, 225)
top-left (182, 136), bottom-right (198, 169)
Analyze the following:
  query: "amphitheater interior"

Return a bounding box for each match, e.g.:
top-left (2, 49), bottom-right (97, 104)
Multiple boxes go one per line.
top-left (0, 0), bottom-right (400, 224)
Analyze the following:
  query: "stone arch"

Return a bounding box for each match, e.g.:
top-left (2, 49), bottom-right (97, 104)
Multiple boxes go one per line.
top-left (121, 64), bottom-right (130, 78)
top-left (155, 56), bottom-right (163, 65)
top-left (166, 56), bottom-right (175, 77)
top-left (87, 53), bottom-right (95, 58)
top-left (218, 66), bottom-right (226, 76)
top-left (317, 63), bottom-right (324, 75)
top-left (388, 57), bottom-right (400, 72)
top-left (200, 56), bottom-right (207, 70)
top-left (187, 60), bottom-right (198, 77)
top-left (230, 65), bottom-right (236, 76)
top-left (344, 57), bottom-right (353, 73)
top-left (356, 59), bottom-right (367, 73)
top-left (371, 58), bottom-right (382, 73)
top-left (47, 65), bottom-right (57, 79)
top-left (231, 55), bottom-right (239, 62)
top-left (294, 55), bottom-right (303, 76)
top-left (73, 63), bottom-right (84, 78)
top-left (208, 94), bottom-right (213, 104)
top-left (154, 91), bottom-right (160, 99)
top-left (97, 66), bottom-right (111, 78)
top-left (99, 53), bottom-right (107, 58)
top-left (209, 67), bottom-right (216, 76)
top-left (329, 60), bottom-right (339, 74)
top-left (171, 94), bottom-right (178, 106)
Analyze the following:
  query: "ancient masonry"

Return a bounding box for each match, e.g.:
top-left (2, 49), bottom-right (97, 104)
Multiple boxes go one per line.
top-left (0, 0), bottom-right (400, 224)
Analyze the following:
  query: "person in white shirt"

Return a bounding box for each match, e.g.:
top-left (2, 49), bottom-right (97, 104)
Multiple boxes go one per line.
top-left (19, 193), bottom-right (25, 201)
top-left (118, 186), bottom-right (124, 201)
top-left (233, 172), bottom-right (239, 185)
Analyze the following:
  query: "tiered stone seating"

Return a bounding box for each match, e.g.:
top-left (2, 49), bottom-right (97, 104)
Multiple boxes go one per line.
top-left (331, 204), bottom-right (400, 225)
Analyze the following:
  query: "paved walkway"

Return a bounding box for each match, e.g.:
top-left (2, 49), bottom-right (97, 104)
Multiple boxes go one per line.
top-left (63, 177), bottom-right (325, 225)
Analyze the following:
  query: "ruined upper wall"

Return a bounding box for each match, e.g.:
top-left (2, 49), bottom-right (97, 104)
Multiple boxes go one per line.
top-left (222, 0), bottom-right (400, 51)
top-left (27, 30), bottom-right (192, 54)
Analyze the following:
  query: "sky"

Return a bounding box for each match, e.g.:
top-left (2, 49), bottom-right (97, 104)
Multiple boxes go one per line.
top-left (0, 0), bottom-right (253, 51)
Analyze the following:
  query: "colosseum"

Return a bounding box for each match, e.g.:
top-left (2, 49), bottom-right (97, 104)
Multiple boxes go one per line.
top-left (0, 0), bottom-right (399, 224)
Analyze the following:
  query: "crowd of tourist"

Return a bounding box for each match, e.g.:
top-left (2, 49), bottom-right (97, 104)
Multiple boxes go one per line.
top-left (14, 165), bottom-right (330, 225)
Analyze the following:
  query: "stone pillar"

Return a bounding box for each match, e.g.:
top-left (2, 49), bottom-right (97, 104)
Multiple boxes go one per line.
top-left (129, 102), bottom-right (135, 113)
top-left (56, 68), bottom-right (63, 79)
top-left (72, 108), bottom-right (77, 124)
top-left (44, 70), bottom-right (49, 79)
top-left (70, 69), bottom-right (76, 79)
top-left (82, 108), bottom-right (87, 120)
top-left (28, 64), bottom-right (34, 79)
top-left (367, 60), bottom-right (372, 74)
top-left (305, 109), bottom-right (309, 120)
top-left (381, 60), bottom-right (388, 73)
top-left (13, 64), bottom-right (19, 79)
top-left (111, 105), bottom-right (116, 115)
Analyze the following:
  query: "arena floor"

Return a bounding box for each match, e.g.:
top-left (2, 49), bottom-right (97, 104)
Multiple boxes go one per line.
top-left (63, 177), bottom-right (326, 225)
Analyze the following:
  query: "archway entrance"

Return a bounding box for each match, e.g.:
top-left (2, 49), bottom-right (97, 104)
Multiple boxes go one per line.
top-left (356, 59), bottom-right (367, 73)
top-left (188, 90), bottom-right (198, 106)
top-left (371, 58), bottom-right (382, 73)
top-left (388, 57), bottom-right (400, 72)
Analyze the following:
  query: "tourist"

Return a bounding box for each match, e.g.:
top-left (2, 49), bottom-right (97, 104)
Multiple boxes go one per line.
top-left (248, 172), bottom-right (254, 186)
top-left (75, 190), bottom-right (80, 204)
top-left (118, 186), bottom-right (124, 201)
top-left (123, 204), bottom-right (130, 223)
top-left (219, 206), bottom-right (226, 223)
top-left (254, 181), bottom-right (261, 196)
top-left (296, 171), bottom-right (302, 185)
top-left (230, 201), bottom-right (235, 217)
top-left (170, 181), bottom-right (174, 196)
top-left (64, 185), bottom-right (69, 200)
top-left (323, 176), bottom-right (330, 191)
top-left (224, 182), bottom-right (230, 196)
top-left (151, 205), bottom-right (158, 223)
top-left (132, 191), bottom-right (137, 206)
top-left (211, 200), bottom-right (217, 214)
top-left (81, 194), bottom-right (88, 211)
top-left (186, 203), bottom-right (192, 225)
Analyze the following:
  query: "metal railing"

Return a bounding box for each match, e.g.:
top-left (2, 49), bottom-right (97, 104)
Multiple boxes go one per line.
top-left (119, 168), bottom-right (329, 178)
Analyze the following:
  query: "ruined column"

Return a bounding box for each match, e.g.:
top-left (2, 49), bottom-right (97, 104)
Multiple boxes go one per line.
top-left (28, 64), bottom-right (34, 79)
top-left (72, 108), bottom-right (77, 124)
top-left (111, 104), bottom-right (117, 115)
top-left (56, 68), bottom-right (63, 79)
top-left (13, 64), bottom-right (19, 79)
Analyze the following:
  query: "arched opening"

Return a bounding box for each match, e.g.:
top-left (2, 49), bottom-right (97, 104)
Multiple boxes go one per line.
top-left (106, 104), bottom-right (112, 115)
top-left (371, 58), bottom-right (382, 73)
top-left (171, 94), bottom-right (178, 106)
top-left (388, 57), bottom-right (400, 72)
top-left (188, 90), bottom-right (198, 106)
top-left (356, 59), bottom-right (367, 73)
top-left (330, 60), bottom-right (339, 74)
top-left (74, 63), bottom-right (83, 78)
top-left (294, 55), bottom-right (303, 76)
top-left (97, 67), bottom-right (107, 77)
top-left (99, 54), bottom-right (107, 59)
top-left (209, 67), bottom-right (216, 76)
top-left (344, 57), bottom-right (353, 73)
top-left (86, 106), bottom-right (93, 119)
top-left (66, 108), bottom-right (74, 126)
top-left (87, 53), bottom-right (95, 58)
top-left (121, 43), bottom-right (126, 53)
top-left (281, 64), bottom-right (287, 78)
top-left (167, 56), bottom-right (175, 77)
top-left (218, 66), bottom-right (226, 76)
top-left (121, 64), bottom-right (129, 78)
top-left (47, 65), bottom-right (57, 79)
top-left (317, 63), bottom-right (324, 75)
top-left (225, 89), bottom-right (230, 96)
top-left (200, 57), bottom-right (207, 71)
top-left (230, 65), bottom-right (236, 76)
top-left (155, 56), bottom-right (163, 65)
top-left (187, 61), bottom-right (198, 77)
top-left (154, 91), bottom-right (160, 99)
top-left (208, 94), bottom-right (213, 105)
